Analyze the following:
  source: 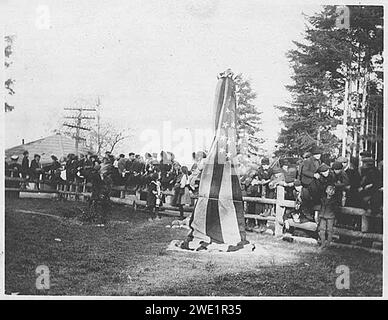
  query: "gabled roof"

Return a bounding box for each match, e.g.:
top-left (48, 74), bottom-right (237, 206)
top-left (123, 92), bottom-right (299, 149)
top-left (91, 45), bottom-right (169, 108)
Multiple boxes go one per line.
top-left (5, 133), bottom-right (93, 164)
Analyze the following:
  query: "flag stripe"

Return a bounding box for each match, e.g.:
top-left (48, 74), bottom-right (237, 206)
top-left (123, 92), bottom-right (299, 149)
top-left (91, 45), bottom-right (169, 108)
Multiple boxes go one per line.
top-left (218, 161), bottom-right (241, 244)
top-left (231, 162), bottom-right (246, 242)
top-left (205, 150), bottom-right (224, 243)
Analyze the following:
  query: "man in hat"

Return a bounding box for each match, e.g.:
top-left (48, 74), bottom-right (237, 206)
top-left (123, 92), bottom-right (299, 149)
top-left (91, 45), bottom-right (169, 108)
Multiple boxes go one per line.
top-left (359, 156), bottom-right (382, 214)
top-left (48, 155), bottom-right (61, 184)
top-left (124, 152), bottom-right (136, 186)
top-left (308, 163), bottom-right (335, 206)
top-left (280, 159), bottom-right (298, 200)
top-left (283, 179), bottom-right (318, 236)
top-left (30, 154), bottom-right (42, 180)
top-left (117, 154), bottom-right (127, 176)
top-left (331, 161), bottom-right (350, 206)
top-left (300, 146), bottom-right (322, 188)
top-left (257, 157), bottom-right (272, 196)
top-left (337, 155), bottom-right (361, 207)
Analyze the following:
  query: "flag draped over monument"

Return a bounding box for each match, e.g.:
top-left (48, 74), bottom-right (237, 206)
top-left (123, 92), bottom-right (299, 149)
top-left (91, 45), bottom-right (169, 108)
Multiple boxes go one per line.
top-left (182, 69), bottom-right (249, 252)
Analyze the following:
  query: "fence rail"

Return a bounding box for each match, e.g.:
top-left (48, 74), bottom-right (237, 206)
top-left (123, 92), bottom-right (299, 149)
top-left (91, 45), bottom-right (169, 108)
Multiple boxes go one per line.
top-left (5, 176), bottom-right (383, 245)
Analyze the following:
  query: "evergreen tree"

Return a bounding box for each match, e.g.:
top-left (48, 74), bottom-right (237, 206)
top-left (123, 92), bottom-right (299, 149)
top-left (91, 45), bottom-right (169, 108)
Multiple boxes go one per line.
top-left (276, 5), bottom-right (383, 157)
top-left (234, 73), bottom-right (264, 156)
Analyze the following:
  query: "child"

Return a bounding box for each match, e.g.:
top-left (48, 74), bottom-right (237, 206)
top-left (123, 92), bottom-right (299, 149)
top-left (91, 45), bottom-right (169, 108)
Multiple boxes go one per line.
top-left (318, 184), bottom-right (338, 248)
top-left (147, 172), bottom-right (162, 221)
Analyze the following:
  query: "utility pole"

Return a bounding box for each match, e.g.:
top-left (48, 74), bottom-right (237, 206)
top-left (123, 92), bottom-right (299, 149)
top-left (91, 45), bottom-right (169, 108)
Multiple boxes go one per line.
top-left (63, 107), bottom-right (96, 156)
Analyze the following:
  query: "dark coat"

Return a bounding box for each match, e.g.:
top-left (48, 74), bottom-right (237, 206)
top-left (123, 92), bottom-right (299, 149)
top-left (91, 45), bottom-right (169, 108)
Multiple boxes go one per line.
top-left (308, 171), bottom-right (336, 205)
top-left (21, 156), bottom-right (29, 175)
top-left (345, 166), bottom-right (361, 190)
top-left (319, 196), bottom-right (338, 219)
top-left (333, 170), bottom-right (350, 192)
top-left (30, 159), bottom-right (42, 179)
top-left (146, 181), bottom-right (158, 207)
top-left (300, 156), bottom-right (320, 186)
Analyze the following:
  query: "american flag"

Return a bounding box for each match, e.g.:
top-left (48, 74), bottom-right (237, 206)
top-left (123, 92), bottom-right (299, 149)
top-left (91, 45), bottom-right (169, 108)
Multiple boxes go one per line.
top-left (183, 70), bottom-right (249, 252)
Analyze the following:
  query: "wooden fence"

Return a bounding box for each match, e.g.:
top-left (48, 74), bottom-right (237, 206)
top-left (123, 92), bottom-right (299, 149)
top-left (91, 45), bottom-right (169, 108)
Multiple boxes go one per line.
top-left (5, 176), bottom-right (383, 245)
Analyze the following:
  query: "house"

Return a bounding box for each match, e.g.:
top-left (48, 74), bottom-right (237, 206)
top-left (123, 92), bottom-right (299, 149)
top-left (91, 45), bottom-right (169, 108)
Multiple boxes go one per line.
top-left (5, 133), bottom-right (93, 165)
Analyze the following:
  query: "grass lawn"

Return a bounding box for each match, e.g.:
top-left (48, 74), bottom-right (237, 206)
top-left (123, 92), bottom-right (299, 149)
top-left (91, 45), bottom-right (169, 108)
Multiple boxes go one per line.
top-left (5, 198), bottom-right (383, 296)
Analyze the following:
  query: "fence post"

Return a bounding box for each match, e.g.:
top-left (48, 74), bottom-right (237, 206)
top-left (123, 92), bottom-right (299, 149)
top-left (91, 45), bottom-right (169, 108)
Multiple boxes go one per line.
top-left (361, 210), bottom-right (370, 233)
top-left (274, 185), bottom-right (285, 236)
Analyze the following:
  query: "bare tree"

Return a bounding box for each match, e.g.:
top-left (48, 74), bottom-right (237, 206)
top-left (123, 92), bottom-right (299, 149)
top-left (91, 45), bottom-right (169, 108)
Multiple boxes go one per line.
top-left (89, 121), bottom-right (132, 155)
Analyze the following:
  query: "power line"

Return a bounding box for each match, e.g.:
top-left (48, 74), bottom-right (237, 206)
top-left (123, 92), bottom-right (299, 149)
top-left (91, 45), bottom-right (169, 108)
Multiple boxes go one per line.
top-left (62, 106), bottom-right (97, 155)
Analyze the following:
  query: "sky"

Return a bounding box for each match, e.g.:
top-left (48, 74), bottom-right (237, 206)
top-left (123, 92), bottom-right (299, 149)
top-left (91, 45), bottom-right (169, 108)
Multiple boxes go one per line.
top-left (3, 0), bottom-right (324, 164)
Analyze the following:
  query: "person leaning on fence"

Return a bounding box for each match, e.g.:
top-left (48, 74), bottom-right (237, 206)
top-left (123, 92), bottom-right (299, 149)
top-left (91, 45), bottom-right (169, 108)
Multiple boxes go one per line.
top-left (331, 161), bottom-right (350, 206)
top-left (283, 179), bottom-right (318, 237)
top-left (359, 156), bottom-right (382, 215)
top-left (280, 159), bottom-right (298, 200)
top-left (300, 146), bottom-right (322, 188)
top-left (318, 184), bottom-right (338, 248)
top-left (337, 156), bottom-right (361, 207)
top-left (308, 163), bottom-right (335, 207)
top-left (257, 157), bottom-right (272, 198)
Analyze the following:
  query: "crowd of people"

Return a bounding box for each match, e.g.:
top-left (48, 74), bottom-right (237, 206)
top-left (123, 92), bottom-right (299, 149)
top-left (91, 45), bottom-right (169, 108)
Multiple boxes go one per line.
top-left (5, 145), bottom-right (383, 245)
top-left (241, 146), bottom-right (383, 247)
top-left (5, 150), bottom-right (207, 220)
